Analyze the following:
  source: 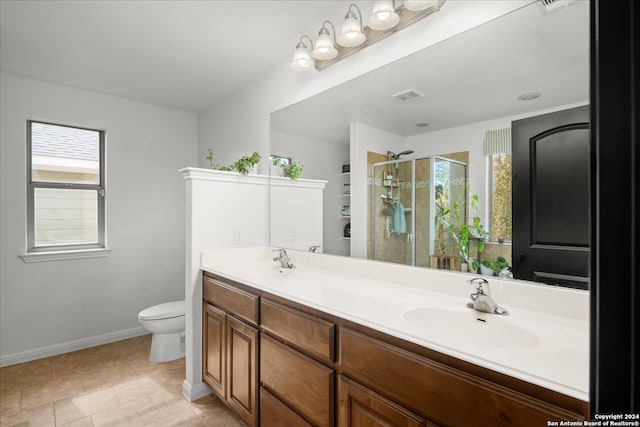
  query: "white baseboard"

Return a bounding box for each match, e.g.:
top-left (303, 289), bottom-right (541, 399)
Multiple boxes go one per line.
top-left (182, 380), bottom-right (212, 401)
top-left (0, 326), bottom-right (148, 367)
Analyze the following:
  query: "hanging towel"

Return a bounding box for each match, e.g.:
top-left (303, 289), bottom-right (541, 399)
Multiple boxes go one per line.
top-left (394, 201), bottom-right (407, 234)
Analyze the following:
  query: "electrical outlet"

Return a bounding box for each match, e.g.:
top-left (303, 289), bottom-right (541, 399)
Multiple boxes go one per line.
top-left (233, 229), bottom-right (241, 244)
top-left (288, 227), bottom-right (296, 241)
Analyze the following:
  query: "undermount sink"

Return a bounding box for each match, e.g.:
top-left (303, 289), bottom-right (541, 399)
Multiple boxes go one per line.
top-left (402, 307), bottom-right (540, 350)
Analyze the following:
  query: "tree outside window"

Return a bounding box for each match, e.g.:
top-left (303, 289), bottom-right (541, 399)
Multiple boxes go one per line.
top-left (489, 153), bottom-right (512, 242)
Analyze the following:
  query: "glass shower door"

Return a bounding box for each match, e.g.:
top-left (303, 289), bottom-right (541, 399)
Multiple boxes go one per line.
top-left (370, 159), bottom-right (414, 265)
top-left (414, 158), bottom-right (431, 267)
top-left (429, 156), bottom-right (467, 269)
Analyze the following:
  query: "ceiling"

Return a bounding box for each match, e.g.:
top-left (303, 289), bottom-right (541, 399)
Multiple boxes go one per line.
top-left (271, 0), bottom-right (590, 143)
top-left (0, 0), bottom-right (361, 112)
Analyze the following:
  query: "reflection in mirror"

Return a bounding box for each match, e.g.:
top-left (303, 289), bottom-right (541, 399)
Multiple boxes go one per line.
top-left (270, 1), bottom-right (589, 287)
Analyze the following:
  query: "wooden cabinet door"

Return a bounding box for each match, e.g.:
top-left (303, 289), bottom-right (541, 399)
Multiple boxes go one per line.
top-left (338, 375), bottom-right (429, 427)
top-left (227, 315), bottom-right (259, 427)
top-left (203, 303), bottom-right (226, 399)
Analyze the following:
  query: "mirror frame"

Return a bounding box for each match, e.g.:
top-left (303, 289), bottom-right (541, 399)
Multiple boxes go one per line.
top-left (590, 0), bottom-right (638, 414)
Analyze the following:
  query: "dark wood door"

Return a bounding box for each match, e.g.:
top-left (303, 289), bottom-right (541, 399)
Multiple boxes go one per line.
top-left (226, 315), bottom-right (258, 427)
top-left (203, 303), bottom-right (226, 399)
top-left (512, 105), bottom-right (590, 289)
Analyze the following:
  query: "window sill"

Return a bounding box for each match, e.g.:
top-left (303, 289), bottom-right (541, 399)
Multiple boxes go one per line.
top-left (20, 248), bottom-right (112, 263)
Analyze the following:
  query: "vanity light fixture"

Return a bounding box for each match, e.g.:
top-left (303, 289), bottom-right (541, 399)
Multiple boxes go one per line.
top-left (404, 0), bottom-right (440, 11)
top-left (337, 4), bottom-right (366, 47)
top-left (312, 21), bottom-right (338, 60)
top-left (291, 0), bottom-right (446, 72)
top-left (369, 1), bottom-right (400, 30)
top-left (290, 35), bottom-right (315, 72)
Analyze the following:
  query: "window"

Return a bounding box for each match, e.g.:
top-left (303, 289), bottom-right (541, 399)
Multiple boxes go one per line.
top-left (26, 121), bottom-right (106, 255)
top-left (488, 153), bottom-right (512, 242)
top-left (270, 154), bottom-right (291, 176)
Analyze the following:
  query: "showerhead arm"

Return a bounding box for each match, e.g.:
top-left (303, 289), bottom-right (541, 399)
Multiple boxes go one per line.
top-left (387, 150), bottom-right (415, 160)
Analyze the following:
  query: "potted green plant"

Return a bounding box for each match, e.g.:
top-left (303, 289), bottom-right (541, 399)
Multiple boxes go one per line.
top-left (447, 190), bottom-right (489, 273)
top-left (232, 152), bottom-right (261, 175)
top-left (481, 256), bottom-right (510, 276)
top-left (205, 148), bottom-right (233, 171)
top-left (431, 184), bottom-right (456, 270)
top-left (272, 156), bottom-right (304, 180)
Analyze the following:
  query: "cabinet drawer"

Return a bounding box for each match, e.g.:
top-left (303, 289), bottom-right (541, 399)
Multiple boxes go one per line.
top-left (338, 375), bottom-right (429, 427)
top-left (261, 388), bottom-right (312, 427)
top-left (340, 328), bottom-right (584, 426)
top-left (261, 299), bottom-right (335, 363)
top-left (203, 275), bottom-right (258, 325)
top-left (261, 335), bottom-right (335, 427)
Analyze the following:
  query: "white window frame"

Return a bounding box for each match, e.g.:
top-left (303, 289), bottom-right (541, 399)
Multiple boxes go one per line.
top-left (22, 120), bottom-right (109, 262)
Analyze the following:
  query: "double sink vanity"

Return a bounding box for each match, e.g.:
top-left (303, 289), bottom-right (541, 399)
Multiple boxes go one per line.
top-left (200, 246), bottom-right (589, 426)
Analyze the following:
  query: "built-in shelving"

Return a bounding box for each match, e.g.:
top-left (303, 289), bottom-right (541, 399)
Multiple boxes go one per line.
top-left (339, 169), bottom-right (351, 244)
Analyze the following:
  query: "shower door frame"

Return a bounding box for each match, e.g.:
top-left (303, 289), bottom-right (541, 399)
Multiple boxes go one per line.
top-left (428, 156), bottom-right (469, 260)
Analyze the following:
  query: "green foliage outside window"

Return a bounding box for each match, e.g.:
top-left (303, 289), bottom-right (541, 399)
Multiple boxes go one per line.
top-left (490, 154), bottom-right (512, 241)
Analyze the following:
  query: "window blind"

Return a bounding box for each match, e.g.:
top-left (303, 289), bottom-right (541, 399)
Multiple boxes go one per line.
top-left (483, 128), bottom-right (511, 156)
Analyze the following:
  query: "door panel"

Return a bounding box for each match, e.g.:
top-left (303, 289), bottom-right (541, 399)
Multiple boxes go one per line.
top-left (203, 303), bottom-right (226, 398)
top-left (512, 105), bottom-right (590, 289)
top-left (533, 127), bottom-right (590, 245)
top-left (226, 315), bottom-right (258, 427)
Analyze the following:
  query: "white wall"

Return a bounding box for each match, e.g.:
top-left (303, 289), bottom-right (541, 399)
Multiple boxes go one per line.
top-left (271, 130), bottom-right (350, 255)
top-left (270, 177), bottom-right (326, 252)
top-left (0, 72), bottom-right (197, 365)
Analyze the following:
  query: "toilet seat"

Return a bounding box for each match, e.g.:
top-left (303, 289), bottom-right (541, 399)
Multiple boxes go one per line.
top-left (138, 300), bottom-right (184, 321)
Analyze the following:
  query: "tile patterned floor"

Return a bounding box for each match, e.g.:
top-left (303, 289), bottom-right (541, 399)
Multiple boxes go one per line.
top-left (0, 335), bottom-right (243, 426)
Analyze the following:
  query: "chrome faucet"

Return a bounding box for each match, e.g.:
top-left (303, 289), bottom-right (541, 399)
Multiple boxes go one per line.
top-left (466, 278), bottom-right (508, 315)
top-left (308, 245), bottom-right (320, 253)
top-left (273, 249), bottom-right (295, 269)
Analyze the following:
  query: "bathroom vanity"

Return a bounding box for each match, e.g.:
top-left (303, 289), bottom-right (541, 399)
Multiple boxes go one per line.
top-left (200, 247), bottom-right (589, 426)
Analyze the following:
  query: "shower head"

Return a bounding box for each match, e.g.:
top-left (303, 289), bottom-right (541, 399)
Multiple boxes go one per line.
top-left (387, 150), bottom-right (415, 160)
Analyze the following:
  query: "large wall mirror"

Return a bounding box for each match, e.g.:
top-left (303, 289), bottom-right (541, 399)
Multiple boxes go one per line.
top-left (270, 0), bottom-right (589, 288)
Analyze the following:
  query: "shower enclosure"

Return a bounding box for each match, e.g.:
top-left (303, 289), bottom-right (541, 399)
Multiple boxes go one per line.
top-left (369, 156), bottom-right (467, 268)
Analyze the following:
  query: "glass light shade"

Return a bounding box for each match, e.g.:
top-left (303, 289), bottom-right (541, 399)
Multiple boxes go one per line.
top-left (312, 32), bottom-right (338, 60)
top-left (290, 45), bottom-right (314, 71)
top-left (369, 1), bottom-right (400, 30)
top-left (336, 16), bottom-right (366, 47)
top-left (404, 0), bottom-right (438, 11)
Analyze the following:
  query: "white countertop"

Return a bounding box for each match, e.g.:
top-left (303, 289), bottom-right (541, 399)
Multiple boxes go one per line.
top-left (201, 246), bottom-right (589, 402)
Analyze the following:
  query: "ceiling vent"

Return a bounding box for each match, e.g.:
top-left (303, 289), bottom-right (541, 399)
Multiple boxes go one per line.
top-left (538, 0), bottom-right (578, 14)
top-left (392, 89), bottom-right (424, 102)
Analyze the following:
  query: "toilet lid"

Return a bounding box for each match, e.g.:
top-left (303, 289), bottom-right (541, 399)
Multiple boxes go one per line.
top-left (139, 300), bottom-right (185, 320)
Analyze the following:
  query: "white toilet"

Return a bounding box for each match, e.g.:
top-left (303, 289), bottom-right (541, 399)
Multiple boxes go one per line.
top-left (138, 300), bottom-right (186, 363)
